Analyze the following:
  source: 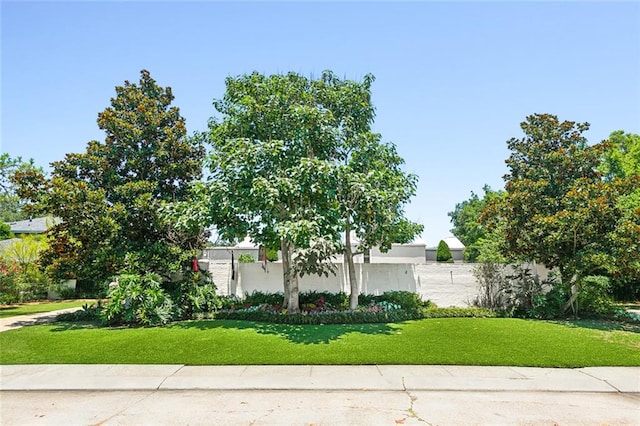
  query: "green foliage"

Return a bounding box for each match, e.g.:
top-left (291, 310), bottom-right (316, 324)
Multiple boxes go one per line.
top-left (101, 273), bottom-right (174, 327)
top-left (499, 114), bottom-right (633, 313)
top-left (238, 254), bottom-right (255, 263)
top-left (167, 271), bottom-right (221, 320)
top-left (373, 291), bottom-right (427, 313)
top-left (14, 70), bottom-right (206, 288)
top-left (56, 301), bottom-right (103, 322)
top-left (436, 240), bottom-right (453, 262)
top-left (0, 153), bottom-right (42, 222)
top-left (170, 71), bottom-right (420, 313)
top-left (214, 290), bottom-right (431, 324)
top-left (578, 276), bottom-right (614, 316)
top-left (265, 247), bottom-right (279, 262)
top-left (0, 237), bottom-right (51, 303)
top-left (0, 223), bottom-right (13, 240)
top-left (448, 185), bottom-right (505, 262)
top-left (213, 307), bottom-right (422, 325)
top-left (600, 131), bottom-right (640, 181)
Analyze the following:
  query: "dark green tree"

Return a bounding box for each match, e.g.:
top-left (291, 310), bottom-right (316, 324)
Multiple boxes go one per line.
top-left (499, 114), bottom-right (633, 313)
top-left (0, 222), bottom-right (13, 240)
top-left (436, 240), bottom-right (453, 262)
top-left (14, 70), bottom-right (206, 289)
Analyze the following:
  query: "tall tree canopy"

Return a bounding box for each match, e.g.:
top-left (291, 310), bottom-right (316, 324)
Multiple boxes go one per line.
top-left (15, 70), bottom-right (206, 288)
top-left (172, 71), bottom-right (421, 312)
top-left (202, 72), bottom-right (341, 313)
top-left (498, 113), bottom-right (636, 311)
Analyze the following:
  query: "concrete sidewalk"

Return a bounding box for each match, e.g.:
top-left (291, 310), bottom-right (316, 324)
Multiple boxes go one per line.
top-left (0, 307), bottom-right (83, 333)
top-left (1, 364), bottom-right (638, 393)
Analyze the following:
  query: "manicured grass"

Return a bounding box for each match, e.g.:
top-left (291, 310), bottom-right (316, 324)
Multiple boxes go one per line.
top-left (0, 300), bottom-right (94, 319)
top-left (1, 318), bottom-right (639, 367)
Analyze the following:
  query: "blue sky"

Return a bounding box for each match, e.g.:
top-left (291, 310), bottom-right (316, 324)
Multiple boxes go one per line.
top-left (2, 1), bottom-right (639, 246)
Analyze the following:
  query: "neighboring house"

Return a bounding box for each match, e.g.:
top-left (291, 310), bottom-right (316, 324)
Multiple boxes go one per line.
top-left (426, 236), bottom-right (466, 262)
top-left (7, 217), bottom-right (60, 237)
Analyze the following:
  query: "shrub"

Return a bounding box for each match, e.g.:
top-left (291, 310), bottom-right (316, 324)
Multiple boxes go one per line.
top-left (0, 223), bottom-right (13, 240)
top-left (243, 291), bottom-right (284, 307)
top-left (238, 254), bottom-right (255, 263)
top-left (578, 276), bottom-right (614, 316)
top-left (166, 271), bottom-right (221, 319)
top-left (375, 291), bottom-right (429, 313)
top-left (266, 247), bottom-right (279, 262)
top-left (472, 262), bottom-right (506, 309)
top-left (57, 301), bottom-right (103, 322)
top-left (436, 240), bottom-right (453, 262)
top-left (101, 273), bottom-right (174, 327)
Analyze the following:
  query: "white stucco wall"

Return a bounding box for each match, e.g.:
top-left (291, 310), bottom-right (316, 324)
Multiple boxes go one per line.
top-left (204, 260), bottom-right (550, 308)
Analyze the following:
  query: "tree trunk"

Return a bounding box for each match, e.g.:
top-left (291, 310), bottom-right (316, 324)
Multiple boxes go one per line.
top-left (560, 265), bottom-right (579, 317)
top-left (280, 238), bottom-right (299, 313)
top-left (281, 238), bottom-right (289, 309)
top-left (345, 217), bottom-right (359, 310)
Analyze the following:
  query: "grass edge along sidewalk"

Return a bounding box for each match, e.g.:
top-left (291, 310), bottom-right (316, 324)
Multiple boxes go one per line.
top-left (0, 300), bottom-right (94, 319)
top-left (1, 317), bottom-right (639, 367)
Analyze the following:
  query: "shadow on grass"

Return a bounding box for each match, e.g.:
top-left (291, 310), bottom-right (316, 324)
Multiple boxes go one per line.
top-left (49, 321), bottom-right (104, 331)
top-left (170, 319), bottom-right (399, 344)
top-left (552, 319), bottom-right (640, 334)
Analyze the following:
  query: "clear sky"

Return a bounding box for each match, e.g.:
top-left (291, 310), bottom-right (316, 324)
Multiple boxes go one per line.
top-left (2, 1), bottom-right (639, 246)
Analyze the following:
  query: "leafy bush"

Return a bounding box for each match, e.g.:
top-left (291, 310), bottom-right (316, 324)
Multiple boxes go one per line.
top-left (578, 276), bottom-right (614, 316)
top-left (57, 301), bottom-right (103, 322)
top-left (375, 291), bottom-right (428, 313)
top-left (165, 271), bottom-right (221, 319)
top-left (213, 290), bottom-right (433, 324)
top-left (436, 240), bottom-right (453, 262)
top-left (266, 247), bottom-right (279, 262)
top-left (243, 291), bottom-right (284, 307)
top-left (101, 273), bottom-right (174, 327)
top-left (238, 254), bottom-right (255, 263)
top-left (0, 223), bottom-right (14, 240)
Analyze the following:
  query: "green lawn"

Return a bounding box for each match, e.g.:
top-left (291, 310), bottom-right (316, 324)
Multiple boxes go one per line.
top-left (0, 300), bottom-right (94, 319)
top-left (1, 318), bottom-right (639, 367)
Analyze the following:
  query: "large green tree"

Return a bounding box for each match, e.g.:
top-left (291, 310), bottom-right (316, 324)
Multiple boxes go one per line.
top-left (499, 113), bottom-right (633, 313)
top-left (191, 72), bottom-right (342, 313)
top-left (14, 70), bottom-right (206, 288)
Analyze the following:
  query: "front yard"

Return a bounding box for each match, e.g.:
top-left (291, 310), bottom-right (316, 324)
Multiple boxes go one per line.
top-left (1, 317), bottom-right (638, 367)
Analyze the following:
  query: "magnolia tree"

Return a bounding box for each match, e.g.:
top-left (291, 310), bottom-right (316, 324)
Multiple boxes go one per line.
top-left (497, 114), bottom-right (635, 313)
top-left (15, 70), bottom-right (206, 289)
